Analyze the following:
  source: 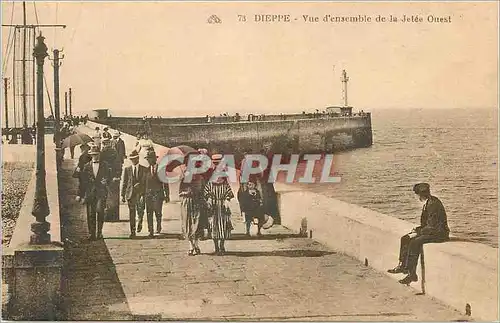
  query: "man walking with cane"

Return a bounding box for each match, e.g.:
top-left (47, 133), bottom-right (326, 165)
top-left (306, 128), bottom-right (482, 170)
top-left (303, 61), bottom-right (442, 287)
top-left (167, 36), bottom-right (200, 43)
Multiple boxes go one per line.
top-left (121, 150), bottom-right (147, 238)
top-left (144, 150), bottom-right (170, 237)
top-left (81, 146), bottom-right (112, 240)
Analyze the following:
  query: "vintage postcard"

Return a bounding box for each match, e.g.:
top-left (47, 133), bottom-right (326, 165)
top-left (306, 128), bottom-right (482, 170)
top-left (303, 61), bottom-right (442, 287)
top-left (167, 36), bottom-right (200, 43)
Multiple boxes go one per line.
top-left (1, 1), bottom-right (498, 321)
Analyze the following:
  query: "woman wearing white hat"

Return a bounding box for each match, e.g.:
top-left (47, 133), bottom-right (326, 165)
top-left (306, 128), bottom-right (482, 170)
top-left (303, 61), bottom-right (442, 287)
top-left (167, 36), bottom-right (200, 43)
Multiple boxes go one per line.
top-left (204, 154), bottom-right (234, 255)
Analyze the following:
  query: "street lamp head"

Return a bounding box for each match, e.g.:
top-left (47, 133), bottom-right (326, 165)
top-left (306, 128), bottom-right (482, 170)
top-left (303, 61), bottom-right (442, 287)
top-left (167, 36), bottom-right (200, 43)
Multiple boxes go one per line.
top-left (33, 34), bottom-right (48, 61)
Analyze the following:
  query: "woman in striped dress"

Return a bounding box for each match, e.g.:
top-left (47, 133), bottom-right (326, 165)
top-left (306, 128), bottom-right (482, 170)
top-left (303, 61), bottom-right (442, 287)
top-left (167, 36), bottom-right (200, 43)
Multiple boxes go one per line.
top-left (179, 169), bottom-right (206, 256)
top-left (204, 154), bottom-right (234, 255)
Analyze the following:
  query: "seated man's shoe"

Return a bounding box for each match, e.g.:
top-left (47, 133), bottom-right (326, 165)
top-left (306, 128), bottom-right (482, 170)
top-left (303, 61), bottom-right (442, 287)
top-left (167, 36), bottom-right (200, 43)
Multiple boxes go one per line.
top-left (388, 264), bottom-right (408, 274)
top-left (398, 273), bottom-right (418, 285)
top-left (129, 233), bottom-right (136, 239)
top-left (137, 223), bottom-right (142, 233)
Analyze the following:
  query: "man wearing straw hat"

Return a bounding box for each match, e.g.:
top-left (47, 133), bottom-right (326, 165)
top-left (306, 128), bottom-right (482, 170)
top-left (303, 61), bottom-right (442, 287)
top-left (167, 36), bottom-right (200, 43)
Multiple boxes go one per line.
top-left (121, 150), bottom-right (147, 238)
top-left (144, 149), bottom-right (170, 237)
top-left (80, 145), bottom-right (112, 241)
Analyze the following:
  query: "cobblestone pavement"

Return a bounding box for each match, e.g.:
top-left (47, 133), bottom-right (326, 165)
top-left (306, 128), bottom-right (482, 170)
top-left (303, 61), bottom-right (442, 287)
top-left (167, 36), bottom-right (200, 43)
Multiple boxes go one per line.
top-left (57, 155), bottom-right (467, 321)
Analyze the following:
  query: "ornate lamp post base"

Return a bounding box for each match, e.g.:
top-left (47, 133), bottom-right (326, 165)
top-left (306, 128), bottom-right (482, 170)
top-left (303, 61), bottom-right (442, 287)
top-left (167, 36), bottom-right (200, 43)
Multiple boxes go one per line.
top-left (30, 221), bottom-right (51, 244)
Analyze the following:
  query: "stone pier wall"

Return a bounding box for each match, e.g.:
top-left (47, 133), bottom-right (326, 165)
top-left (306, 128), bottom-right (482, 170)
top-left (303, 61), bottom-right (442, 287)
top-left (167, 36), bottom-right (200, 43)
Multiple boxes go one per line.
top-left (98, 114), bottom-right (372, 156)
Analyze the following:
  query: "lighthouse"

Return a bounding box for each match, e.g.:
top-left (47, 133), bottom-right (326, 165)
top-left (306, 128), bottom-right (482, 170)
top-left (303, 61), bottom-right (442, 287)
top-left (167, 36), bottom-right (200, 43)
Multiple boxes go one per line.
top-left (326, 69), bottom-right (353, 116)
top-left (341, 69), bottom-right (349, 107)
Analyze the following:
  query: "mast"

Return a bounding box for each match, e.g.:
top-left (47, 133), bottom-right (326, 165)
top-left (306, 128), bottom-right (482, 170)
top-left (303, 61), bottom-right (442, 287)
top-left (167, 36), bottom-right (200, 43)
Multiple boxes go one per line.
top-left (12, 27), bottom-right (17, 128)
top-left (32, 26), bottom-right (36, 126)
top-left (2, 3), bottom-right (66, 128)
top-left (22, 1), bottom-right (27, 126)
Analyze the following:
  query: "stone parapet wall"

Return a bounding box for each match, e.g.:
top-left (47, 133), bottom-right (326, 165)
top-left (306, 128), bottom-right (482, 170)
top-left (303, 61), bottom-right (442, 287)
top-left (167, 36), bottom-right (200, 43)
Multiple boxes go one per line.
top-left (2, 135), bottom-right (64, 320)
top-left (275, 187), bottom-right (498, 322)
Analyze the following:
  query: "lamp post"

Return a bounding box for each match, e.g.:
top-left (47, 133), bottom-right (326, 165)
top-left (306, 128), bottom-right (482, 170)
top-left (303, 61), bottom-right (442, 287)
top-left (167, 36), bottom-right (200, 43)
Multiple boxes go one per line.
top-left (31, 33), bottom-right (50, 244)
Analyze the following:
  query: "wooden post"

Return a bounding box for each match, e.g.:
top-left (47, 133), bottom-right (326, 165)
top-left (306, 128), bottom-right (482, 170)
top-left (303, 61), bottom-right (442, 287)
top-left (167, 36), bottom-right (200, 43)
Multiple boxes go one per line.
top-left (420, 246), bottom-right (426, 295)
top-left (64, 91), bottom-right (68, 117)
top-left (53, 49), bottom-right (62, 169)
top-left (3, 78), bottom-right (9, 130)
top-left (69, 87), bottom-right (72, 117)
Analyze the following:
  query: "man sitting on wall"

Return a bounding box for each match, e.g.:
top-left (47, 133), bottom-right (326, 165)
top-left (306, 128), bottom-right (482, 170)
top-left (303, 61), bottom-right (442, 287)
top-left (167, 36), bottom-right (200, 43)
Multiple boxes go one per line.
top-left (387, 183), bottom-right (450, 285)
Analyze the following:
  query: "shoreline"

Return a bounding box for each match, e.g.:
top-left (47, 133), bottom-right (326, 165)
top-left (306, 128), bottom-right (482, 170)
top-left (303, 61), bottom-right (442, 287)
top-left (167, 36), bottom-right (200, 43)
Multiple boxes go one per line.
top-left (1, 161), bottom-right (35, 247)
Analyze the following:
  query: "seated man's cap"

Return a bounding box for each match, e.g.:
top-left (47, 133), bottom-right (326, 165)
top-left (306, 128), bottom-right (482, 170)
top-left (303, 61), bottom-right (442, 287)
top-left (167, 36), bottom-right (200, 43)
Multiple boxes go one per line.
top-left (413, 183), bottom-right (430, 194)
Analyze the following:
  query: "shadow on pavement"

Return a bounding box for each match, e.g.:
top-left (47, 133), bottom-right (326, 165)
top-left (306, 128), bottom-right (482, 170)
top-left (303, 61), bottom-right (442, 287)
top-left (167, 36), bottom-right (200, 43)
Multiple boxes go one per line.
top-left (58, 160), bottom-right (133, 320)
top-left (229, 233), bottom-right (305, 240)
top-left (222, 249), bottom-right (336, 257)
top-left (105, 233), bottom-right (182, 240)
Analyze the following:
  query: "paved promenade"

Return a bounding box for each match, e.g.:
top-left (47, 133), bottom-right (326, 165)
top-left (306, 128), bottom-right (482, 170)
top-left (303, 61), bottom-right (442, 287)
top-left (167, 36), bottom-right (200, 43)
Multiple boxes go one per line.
top-left (56, 125), bottom-right (465, 321)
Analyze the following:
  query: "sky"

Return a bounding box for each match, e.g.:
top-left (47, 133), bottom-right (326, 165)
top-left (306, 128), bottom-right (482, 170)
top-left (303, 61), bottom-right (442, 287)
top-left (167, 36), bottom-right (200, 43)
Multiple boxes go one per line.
top-left (1, 1), bottom-right (498, 121)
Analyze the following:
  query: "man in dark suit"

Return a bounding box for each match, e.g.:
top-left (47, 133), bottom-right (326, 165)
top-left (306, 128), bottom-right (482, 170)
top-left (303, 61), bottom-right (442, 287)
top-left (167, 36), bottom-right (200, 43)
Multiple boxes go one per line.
top-left (100, 137), bottom-right (122, 221)
top-left (121, 150), bottom-right (147, 238)
top-left (145, 150), bottom-right (169, 237)
top-left (81, 145), bottom-right (112, 240)
top-left (112, 131), bottom-right (126, 166)
top-left (388, 183), bottom-right (450, 285)
top-left (76, 143), bottom-right (92, 202)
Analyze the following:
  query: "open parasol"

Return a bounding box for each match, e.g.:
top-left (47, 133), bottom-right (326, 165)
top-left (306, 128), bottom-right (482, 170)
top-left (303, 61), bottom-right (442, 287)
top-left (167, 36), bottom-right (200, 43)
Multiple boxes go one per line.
top-left (62, 133), bottom-right (93, 148)
top-left (164, 145), bottom-right (199, 172)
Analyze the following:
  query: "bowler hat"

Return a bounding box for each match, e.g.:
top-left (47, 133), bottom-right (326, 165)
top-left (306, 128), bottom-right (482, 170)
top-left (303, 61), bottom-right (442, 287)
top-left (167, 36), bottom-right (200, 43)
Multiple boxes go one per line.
top-left (146, 150), bottom-right (158, 159)
top-left (112, 131), bottom-right (120, 137)
top-left (128, 150), bottom-right (140, 159)
top-left (89, 146), bottom-right (100, 155)
top-left (413, 183), bottom-right (430, 194)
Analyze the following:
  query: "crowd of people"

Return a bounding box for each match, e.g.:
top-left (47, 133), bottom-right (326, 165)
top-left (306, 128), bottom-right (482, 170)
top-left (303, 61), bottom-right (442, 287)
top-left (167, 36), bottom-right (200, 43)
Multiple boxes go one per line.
top-left (73, 127), bottom-right (278, 256)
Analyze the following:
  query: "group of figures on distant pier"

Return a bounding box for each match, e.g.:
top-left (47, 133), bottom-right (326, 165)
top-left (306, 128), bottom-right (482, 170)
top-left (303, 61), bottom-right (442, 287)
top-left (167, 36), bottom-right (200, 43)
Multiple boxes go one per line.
top-left (72, 127), bottom-right (278, 256)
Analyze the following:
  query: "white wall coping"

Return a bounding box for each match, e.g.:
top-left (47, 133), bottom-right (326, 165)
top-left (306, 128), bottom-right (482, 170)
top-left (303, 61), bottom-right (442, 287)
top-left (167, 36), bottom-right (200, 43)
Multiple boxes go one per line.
top-left (276, 189), bottom-right (498, 321)
top-left (6, 135), bottom-right (62, 251)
